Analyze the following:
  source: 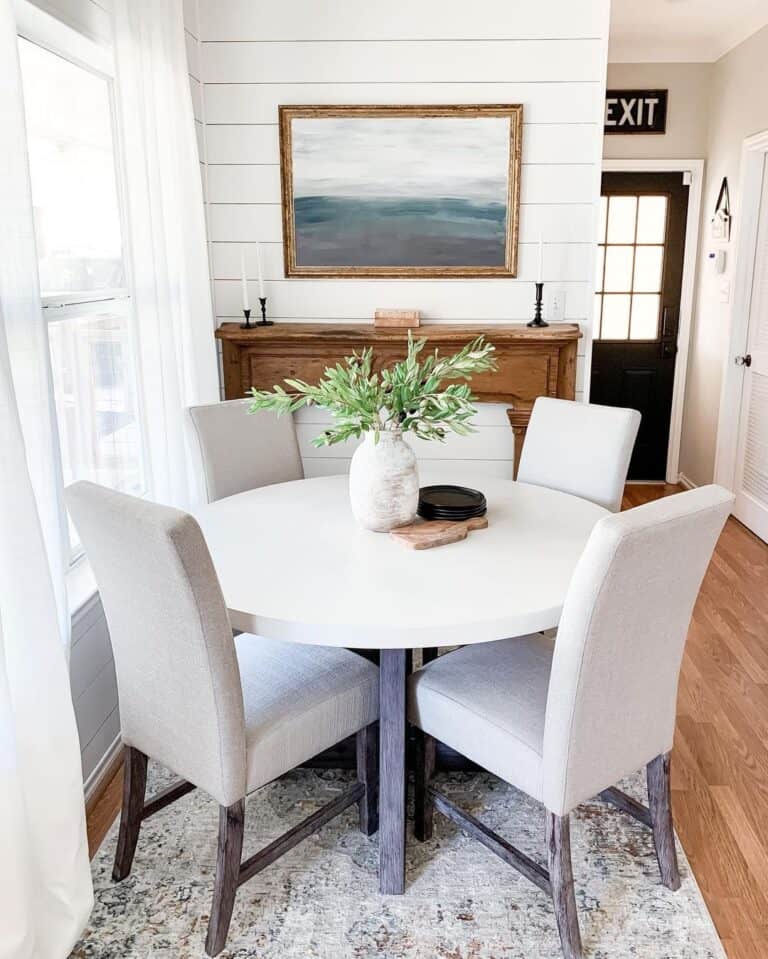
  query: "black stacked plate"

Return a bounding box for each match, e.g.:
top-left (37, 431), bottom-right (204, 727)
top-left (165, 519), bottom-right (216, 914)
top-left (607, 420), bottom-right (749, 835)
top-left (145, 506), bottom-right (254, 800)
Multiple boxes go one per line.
top-left (418, 485), bottom-right (487, 521)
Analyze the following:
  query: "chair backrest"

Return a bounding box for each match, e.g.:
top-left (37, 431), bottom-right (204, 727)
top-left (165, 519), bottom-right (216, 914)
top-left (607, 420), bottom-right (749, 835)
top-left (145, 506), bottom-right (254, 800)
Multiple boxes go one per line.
top-left (542, 485), bottom-right (732, 816)
top-left (188, 400), bottom-right (303, 502)
top-left (65, 482), bottom-right (247, 806)
top-left (517, 397), bottom-right (641, 512)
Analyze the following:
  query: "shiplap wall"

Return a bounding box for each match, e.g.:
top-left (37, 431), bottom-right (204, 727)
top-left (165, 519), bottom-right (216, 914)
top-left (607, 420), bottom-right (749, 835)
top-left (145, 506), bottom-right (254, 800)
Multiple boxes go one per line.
top-left (190, 0), bottom-right (610, 477)
top-left (71, 594), bottom-right (119, 790)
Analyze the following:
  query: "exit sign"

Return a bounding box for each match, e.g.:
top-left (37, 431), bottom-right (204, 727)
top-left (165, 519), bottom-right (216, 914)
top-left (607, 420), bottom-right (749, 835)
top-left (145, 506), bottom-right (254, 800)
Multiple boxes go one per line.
top-left (604, 90), bottom-right (668, 135)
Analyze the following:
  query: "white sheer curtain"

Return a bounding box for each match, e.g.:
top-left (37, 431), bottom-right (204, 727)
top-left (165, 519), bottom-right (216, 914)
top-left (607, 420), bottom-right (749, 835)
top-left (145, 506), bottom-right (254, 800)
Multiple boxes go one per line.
top-left (113, 0), bottom-right (220, 509)
top-left (0, 2), bottom-right (92, 956)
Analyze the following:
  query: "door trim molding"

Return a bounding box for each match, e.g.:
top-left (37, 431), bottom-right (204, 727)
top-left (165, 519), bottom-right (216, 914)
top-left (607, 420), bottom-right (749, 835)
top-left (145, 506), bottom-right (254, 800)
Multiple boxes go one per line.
top-left (714, 130), bottom-right (768, 491)
top-left (602, 158), bottom-right (704, 484)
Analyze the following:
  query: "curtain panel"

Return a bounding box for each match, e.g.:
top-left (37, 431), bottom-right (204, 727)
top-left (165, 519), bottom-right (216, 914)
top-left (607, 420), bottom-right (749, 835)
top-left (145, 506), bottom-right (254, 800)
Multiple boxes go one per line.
top-left (113, 0), bottom-right (220, 510)
top-left (0, 2), bottom-right (92, 956)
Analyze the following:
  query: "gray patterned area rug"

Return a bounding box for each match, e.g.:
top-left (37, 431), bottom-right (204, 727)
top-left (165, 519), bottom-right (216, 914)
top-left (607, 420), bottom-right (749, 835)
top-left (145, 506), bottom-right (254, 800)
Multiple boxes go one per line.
top-left (73, 764), bottom-right (725, 959)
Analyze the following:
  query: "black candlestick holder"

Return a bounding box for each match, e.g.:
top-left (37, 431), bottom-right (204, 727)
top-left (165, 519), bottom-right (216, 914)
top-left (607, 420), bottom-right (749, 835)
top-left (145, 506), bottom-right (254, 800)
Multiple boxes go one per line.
top-left (258, 296), bottom-right (274, 327)
top-left (527, 281), bottom-right (548, 328)
top-left (240, 308), bottom-right (252, 330)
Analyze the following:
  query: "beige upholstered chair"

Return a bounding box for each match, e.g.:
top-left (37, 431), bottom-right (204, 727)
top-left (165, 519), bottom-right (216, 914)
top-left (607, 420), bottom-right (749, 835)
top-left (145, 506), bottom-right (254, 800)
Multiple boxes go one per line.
top-left (188, 399), bottom-right (303, 502)
top-left (409, 486), bottom-right (732, 959)
top-left (66, 481), bottom-right (378, 957)
top-left (517, 396), bottom-right (641, 513)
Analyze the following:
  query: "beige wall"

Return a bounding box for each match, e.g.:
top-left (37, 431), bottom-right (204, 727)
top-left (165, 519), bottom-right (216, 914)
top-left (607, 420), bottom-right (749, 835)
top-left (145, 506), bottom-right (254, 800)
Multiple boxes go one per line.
top-left (604, 62), bottom-right (711, 160)
top-left (604, 31), bottom-right (768, 486)
top-left (681, 24), bottom-right (768, 486)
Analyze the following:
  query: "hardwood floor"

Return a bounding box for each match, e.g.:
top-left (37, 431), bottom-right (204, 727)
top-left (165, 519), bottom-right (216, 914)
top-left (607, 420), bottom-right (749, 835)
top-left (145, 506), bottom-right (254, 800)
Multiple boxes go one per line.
top-left (86, 483), bottom-right (768, 957)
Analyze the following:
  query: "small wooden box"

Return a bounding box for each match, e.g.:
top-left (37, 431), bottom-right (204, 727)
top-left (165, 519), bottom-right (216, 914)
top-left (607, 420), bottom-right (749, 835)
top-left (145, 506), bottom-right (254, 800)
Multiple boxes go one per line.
top-left (374, 309), bottom-right (421, 329)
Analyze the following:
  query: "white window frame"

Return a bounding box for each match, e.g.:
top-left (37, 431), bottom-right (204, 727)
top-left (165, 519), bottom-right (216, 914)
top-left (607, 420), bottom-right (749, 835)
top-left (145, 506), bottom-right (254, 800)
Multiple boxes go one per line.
top-left (15, 0), bottom-right (149, 584)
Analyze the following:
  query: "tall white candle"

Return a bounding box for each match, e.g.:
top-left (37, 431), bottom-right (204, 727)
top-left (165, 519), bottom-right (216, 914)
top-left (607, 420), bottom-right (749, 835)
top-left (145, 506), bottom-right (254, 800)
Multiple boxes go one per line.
top-left (537, 233), bottom-right (544, 283)
top-left (256, 242), bottom-right (266, 299)
top-left (240, 252), bottom-right (249, 311)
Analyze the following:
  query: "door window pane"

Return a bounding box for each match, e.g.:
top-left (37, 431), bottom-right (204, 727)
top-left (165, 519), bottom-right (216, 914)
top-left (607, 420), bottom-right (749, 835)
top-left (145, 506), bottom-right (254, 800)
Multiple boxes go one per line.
top-left (596, 191), bottom-right (670, 342)
top-left (603, 246), bottom-right (634, 292)
top-left (636, 196), bottom-right (668, 244)
top-left (594, 294), bottom-right (603, 336)
top-left (630, 295), bottom-right (660, 340)
top-left (607, 196), bottom-right (637, 244)
top-left (601, 294), bottom-right (631, 339)
top-left (633, 246), bottom-right (664, 293)
top-left (18, 38), bottom-right (124, 296)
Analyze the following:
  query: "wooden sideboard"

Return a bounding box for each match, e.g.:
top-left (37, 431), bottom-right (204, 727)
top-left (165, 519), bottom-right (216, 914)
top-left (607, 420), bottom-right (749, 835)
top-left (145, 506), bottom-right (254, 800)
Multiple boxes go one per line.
top-left (215, 322), bottom-right (581, 475)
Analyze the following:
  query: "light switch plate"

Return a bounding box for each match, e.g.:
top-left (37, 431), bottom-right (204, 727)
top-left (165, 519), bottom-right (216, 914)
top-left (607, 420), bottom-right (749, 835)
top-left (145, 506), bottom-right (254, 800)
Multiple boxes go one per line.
top-left (548, 287), bottom-right (565, 324)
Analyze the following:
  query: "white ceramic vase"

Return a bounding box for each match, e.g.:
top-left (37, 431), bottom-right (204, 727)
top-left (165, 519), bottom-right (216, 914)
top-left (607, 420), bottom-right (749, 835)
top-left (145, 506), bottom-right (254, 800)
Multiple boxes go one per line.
top-left (349, 429), bottom-right (419, 532)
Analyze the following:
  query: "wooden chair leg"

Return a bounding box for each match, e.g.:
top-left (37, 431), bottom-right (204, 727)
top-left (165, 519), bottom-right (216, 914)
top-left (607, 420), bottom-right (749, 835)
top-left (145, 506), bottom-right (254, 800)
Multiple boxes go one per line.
top-left (112, 746), bottom-right (148, 882)
top-left (356, 722), bottom-right (379, 836)
top-left (414, 730), bottom-right (437, 842)
top-left (205, 800), bottom-right (245, 957)
top-left (546, 812), bottom-right (583, 959)
top-left (647, 752), bottom-right (681, 891)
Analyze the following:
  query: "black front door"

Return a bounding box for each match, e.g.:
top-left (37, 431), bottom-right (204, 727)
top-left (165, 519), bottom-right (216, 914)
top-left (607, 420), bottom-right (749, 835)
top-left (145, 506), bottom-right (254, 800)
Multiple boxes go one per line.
top-left (590, 171), bottom-right (689, 480)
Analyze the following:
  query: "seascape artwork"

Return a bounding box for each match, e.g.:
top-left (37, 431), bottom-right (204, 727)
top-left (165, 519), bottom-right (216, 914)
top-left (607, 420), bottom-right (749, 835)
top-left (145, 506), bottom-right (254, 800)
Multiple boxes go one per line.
top-left (279, 107), bottom-right (522, 277)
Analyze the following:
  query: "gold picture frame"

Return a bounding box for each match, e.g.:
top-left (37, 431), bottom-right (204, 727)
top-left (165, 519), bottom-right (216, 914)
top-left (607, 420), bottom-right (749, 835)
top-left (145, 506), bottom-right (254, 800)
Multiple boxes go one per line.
top-left (279, 104), bottom-right (523, 279)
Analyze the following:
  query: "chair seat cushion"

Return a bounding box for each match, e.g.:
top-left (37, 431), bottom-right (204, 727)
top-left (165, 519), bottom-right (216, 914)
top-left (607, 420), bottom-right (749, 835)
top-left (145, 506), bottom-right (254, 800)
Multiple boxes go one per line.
top-left (408, 635), bottom-right (553, 801)
top-left (235, 634), bottom-right (379, 792)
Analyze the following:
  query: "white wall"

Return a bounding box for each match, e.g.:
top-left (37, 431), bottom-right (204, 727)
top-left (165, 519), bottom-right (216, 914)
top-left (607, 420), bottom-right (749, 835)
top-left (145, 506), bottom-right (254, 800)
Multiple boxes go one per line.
top-left (191, 0), bottom-right (611, 476)
top-left (602, 32), bottom-right (768, 487)
top-left (681, 25), bottom-right (768, 486)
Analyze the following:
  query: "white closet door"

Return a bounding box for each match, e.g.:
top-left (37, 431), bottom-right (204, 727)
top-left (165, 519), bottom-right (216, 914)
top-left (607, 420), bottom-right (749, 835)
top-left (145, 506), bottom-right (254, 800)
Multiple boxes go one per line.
top-left (733, 157), bottom-right (768, 541)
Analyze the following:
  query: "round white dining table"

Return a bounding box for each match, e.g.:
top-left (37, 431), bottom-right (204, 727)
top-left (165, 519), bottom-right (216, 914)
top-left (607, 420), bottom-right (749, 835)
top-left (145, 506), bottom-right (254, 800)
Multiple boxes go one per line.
top-left (195, 469), bottom-right (607, 896)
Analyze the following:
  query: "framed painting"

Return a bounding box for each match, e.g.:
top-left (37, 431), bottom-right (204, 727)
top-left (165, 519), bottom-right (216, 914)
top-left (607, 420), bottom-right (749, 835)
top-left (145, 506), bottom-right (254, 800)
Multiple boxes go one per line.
top-left (279, 104), bottom-right (523, 279)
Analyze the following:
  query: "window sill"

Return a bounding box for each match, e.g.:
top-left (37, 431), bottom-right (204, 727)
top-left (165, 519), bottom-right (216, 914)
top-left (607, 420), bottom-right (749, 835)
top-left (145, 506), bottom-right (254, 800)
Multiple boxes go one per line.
top-left (67, 557), bottom-right (98, 621)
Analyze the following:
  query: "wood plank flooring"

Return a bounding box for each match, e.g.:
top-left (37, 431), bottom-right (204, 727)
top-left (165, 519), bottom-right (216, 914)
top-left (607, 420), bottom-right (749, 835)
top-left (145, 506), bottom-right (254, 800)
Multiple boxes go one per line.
top-left (85, 483), bottom-right (768, 957)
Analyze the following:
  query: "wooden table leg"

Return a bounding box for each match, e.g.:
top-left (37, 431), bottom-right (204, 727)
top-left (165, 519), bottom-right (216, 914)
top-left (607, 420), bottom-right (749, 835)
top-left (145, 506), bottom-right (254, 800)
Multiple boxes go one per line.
top-left (379, 648), bottom-right (407, 894)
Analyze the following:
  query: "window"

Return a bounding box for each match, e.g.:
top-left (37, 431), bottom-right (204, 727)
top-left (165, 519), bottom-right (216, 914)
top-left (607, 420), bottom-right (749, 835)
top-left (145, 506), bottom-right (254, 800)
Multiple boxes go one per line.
top-left (18, 33), bottom-right (146, 560)
top-left (594, 194), bottom-right (668, 341)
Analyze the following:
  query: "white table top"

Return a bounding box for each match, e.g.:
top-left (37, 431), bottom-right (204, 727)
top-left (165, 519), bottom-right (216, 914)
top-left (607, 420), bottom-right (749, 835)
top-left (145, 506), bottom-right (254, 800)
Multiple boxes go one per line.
top-left (195, 470), bottom-right (607, 649)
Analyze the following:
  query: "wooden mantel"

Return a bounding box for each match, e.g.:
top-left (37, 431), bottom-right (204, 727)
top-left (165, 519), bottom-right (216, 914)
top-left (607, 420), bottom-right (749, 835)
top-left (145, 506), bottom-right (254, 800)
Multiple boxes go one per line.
top-left (215, 322), bottom-right (581, 475)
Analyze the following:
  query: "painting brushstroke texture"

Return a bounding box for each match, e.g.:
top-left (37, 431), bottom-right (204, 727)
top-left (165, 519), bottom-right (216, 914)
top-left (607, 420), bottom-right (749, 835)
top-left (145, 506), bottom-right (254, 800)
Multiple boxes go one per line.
top-left (292, 117), bottom-right (508, 268)
top-left (279, 107), bottom-right (523, 277)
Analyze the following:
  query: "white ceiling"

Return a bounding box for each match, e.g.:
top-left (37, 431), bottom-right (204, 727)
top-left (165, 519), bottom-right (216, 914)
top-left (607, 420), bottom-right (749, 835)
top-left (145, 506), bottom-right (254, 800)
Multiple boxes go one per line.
top-left (609, 0), bottom-right (768, 62)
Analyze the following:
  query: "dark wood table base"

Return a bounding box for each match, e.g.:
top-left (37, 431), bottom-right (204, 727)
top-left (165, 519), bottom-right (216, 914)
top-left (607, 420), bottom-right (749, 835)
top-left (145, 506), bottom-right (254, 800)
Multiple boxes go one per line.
top-left (300, 647), bottom-right (477, 895)
top-left (379, 649), bottom-right (407, 894)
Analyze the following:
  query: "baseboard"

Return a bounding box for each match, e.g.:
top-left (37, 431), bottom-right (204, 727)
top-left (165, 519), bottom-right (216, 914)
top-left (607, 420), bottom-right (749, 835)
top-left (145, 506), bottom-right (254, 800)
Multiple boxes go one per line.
top-left (84, 733), bottom-right (123, 808)
top-left (678, 473), bottom-right (698, 490)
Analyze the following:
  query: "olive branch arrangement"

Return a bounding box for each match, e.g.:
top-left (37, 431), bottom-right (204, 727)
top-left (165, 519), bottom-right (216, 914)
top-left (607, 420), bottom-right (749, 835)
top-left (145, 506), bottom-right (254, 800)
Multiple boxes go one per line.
top-left (247, 333), bottom-right (497, 447)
